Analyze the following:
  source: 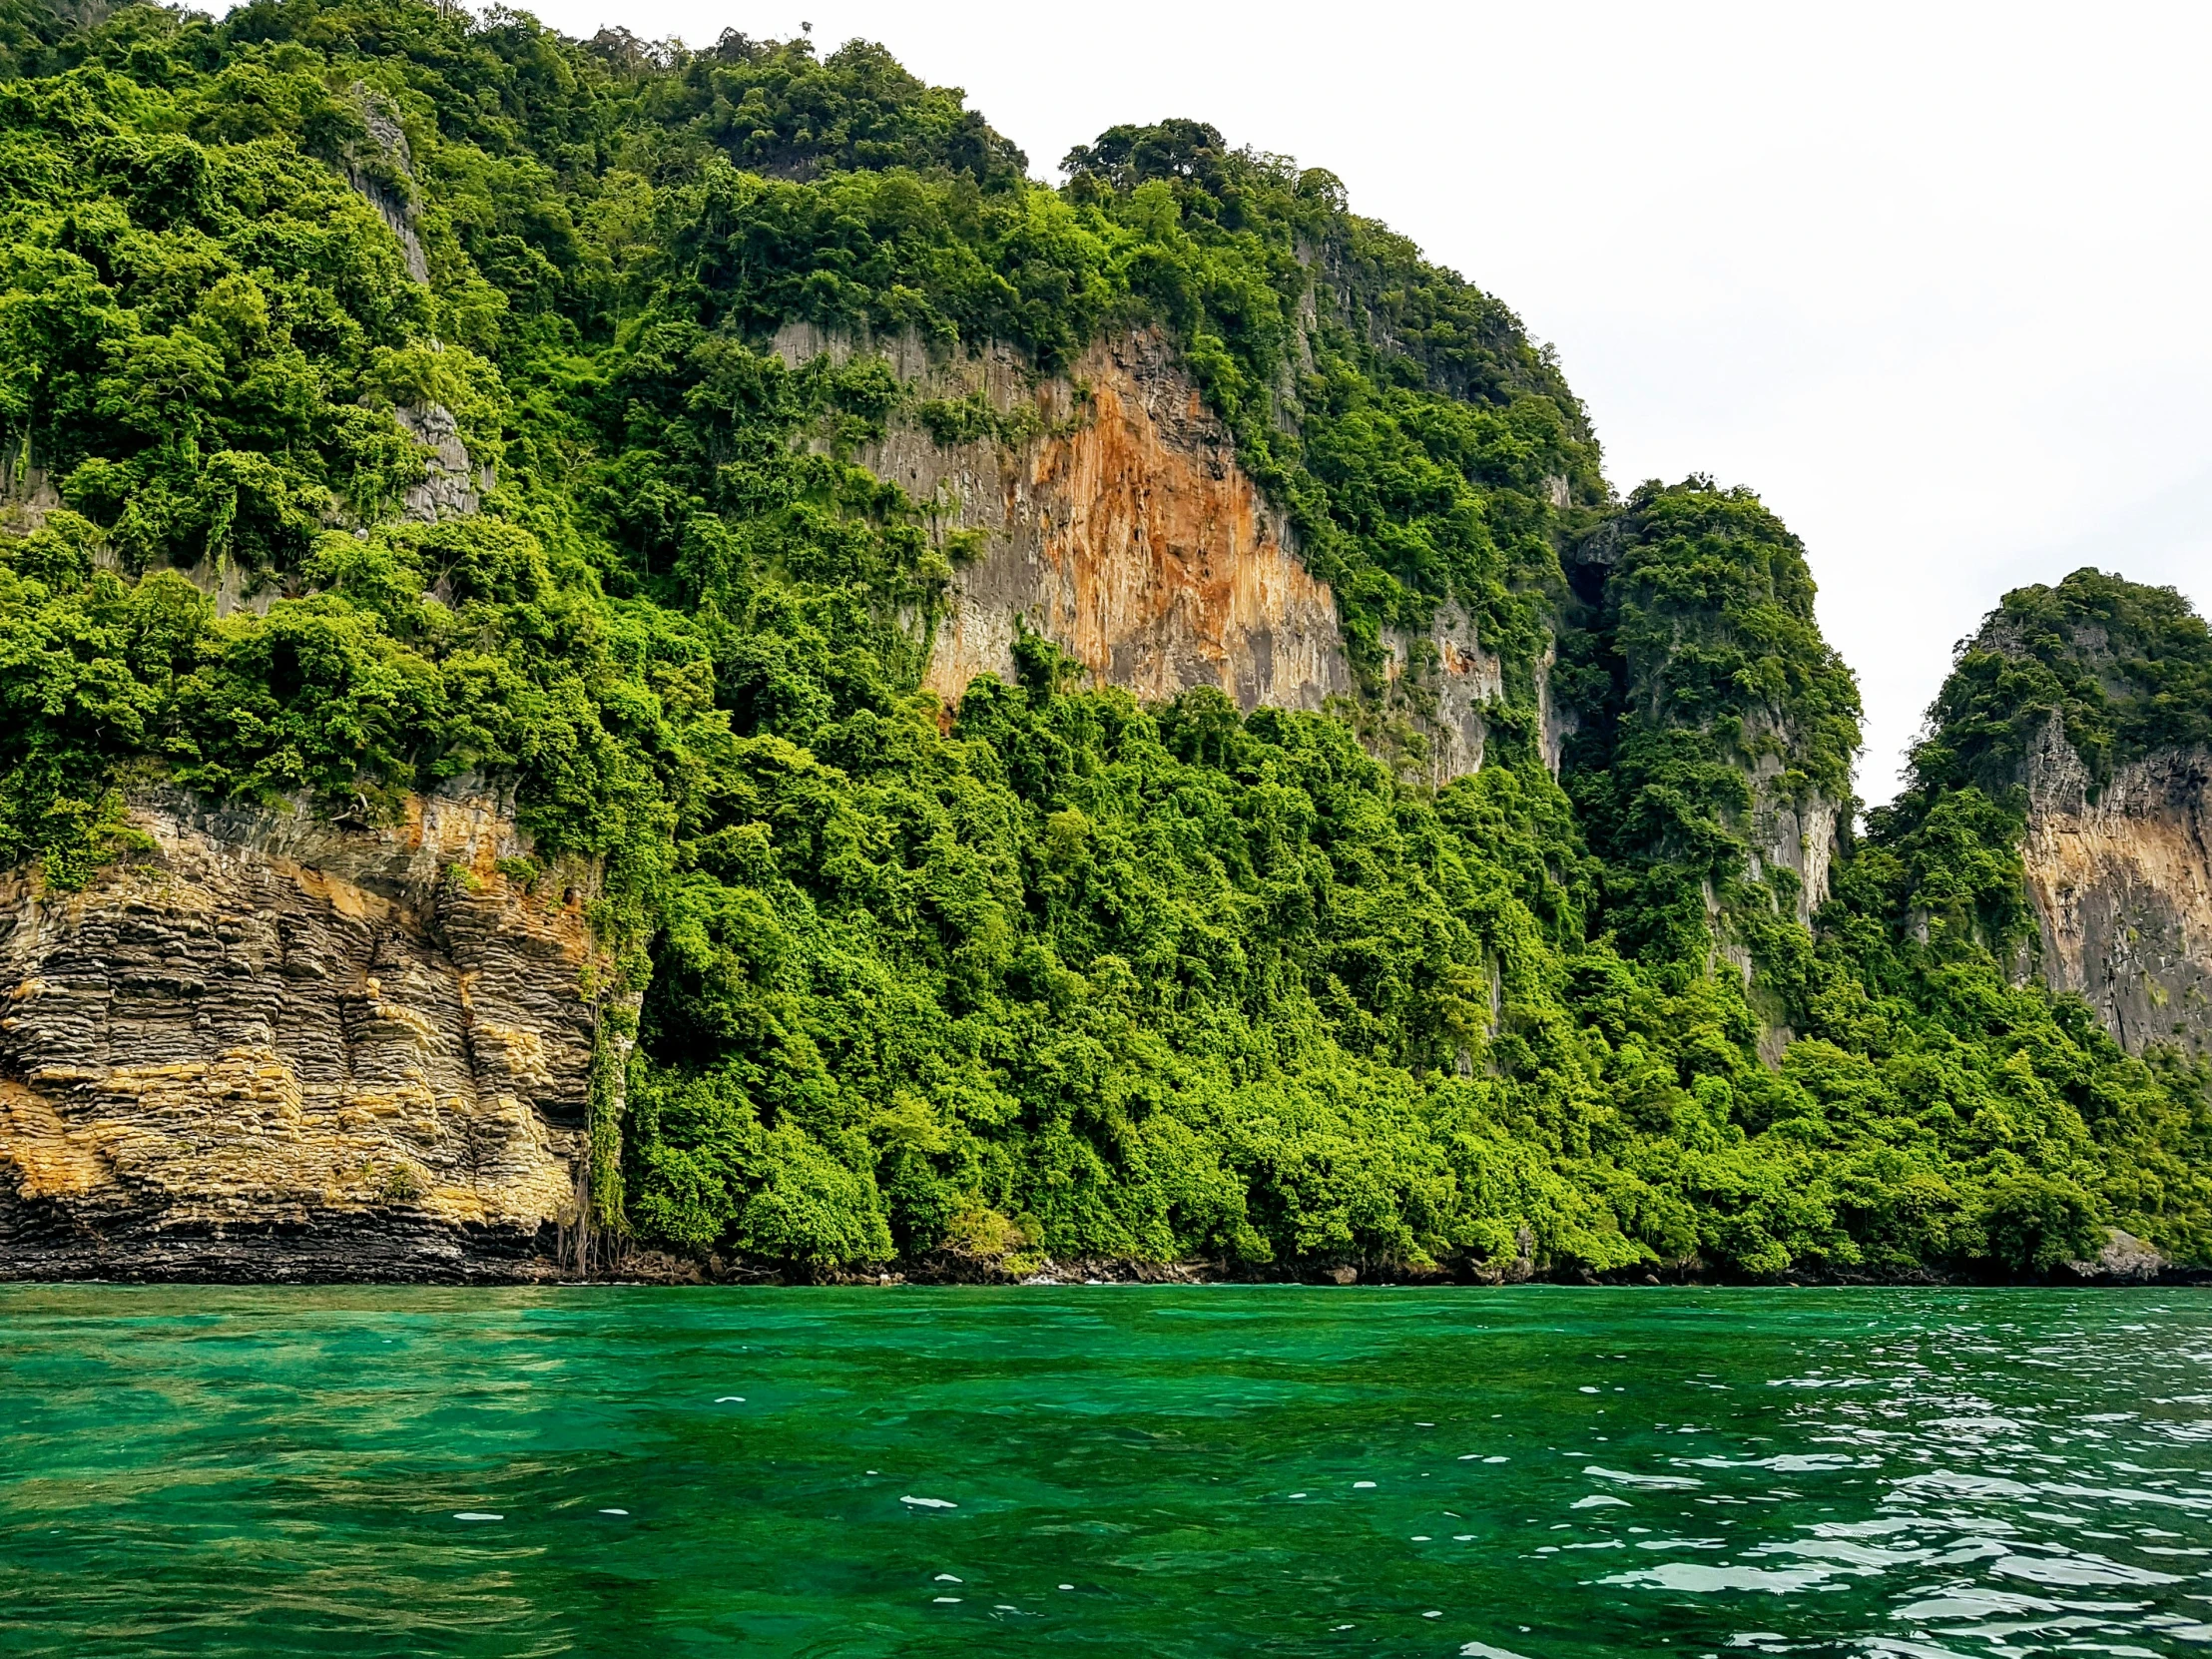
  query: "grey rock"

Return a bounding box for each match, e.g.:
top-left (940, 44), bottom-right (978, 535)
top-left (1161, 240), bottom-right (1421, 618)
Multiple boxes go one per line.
top-left (395, 402), bottom-right (486, 522)
top-left (2066, 1228), bottom-right (2166, 1282)
top-left (342, 84), bottom-right (430, 284)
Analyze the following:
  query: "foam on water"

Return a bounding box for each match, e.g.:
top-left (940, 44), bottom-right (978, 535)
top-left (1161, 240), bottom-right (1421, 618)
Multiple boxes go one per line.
top-left (1585, 1463), bottom-right (1703, 1488)
top-left (1604, 1561), bottom-right (1836, 1593)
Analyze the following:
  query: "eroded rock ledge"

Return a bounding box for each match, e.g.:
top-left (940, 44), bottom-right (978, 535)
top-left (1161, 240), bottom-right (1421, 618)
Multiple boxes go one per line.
top-left (0, 782), bottom-right (622, 1281)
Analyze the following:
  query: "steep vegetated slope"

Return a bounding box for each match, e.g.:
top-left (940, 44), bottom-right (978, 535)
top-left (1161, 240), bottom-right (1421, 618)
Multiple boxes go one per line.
top-left (0, 0), bottom-right (2205, 1281)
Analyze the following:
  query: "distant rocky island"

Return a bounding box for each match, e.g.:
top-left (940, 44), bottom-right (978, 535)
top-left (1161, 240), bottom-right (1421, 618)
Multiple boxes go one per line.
top-left (1, 0), bottom-right (2207, 1284)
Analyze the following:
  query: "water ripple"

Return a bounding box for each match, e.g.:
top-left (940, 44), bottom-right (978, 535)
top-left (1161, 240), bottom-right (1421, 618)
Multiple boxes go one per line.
top-left (0, 1285), bottom-right (2206, 1656)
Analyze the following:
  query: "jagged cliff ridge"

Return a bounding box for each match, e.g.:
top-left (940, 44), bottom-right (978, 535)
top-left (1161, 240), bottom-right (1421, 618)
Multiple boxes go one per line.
top-left (0, 783), bottom-right (620, 1279)
top-left (2, 2), bottom-right (2209, 1284)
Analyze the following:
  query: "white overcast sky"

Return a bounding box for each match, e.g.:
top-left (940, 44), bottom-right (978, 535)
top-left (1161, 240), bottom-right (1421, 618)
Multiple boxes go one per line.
top-left (494, 0), bottom-right (2210, 801)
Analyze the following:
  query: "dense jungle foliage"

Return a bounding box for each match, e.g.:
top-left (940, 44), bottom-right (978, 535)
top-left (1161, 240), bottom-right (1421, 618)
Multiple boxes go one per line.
top-left (1, 0), bottom-right (2206, 1279)
top-left (1908, 568), bottom-right (2212, 801)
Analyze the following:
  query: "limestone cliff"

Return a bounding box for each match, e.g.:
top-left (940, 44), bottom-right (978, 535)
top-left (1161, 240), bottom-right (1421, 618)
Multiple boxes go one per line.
top-left (778, 323), bottom-right (1357, 716)
top-left (0, 781), bottom-right (624, 1279)
top-left (2020, 721), bottom-right (2212, 1055)
top-left (1741, 714), bottom-right (1843, 929)
top-left (1924, 582), bottom-right (2212, 1057)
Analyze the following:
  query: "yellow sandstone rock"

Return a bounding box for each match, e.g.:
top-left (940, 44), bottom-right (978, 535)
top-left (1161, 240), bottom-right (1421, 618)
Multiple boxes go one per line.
top-left (0, 781), bottom-right (625, 1278)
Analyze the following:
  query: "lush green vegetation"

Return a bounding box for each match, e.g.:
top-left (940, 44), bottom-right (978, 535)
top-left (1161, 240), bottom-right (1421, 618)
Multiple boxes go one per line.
top-left (1557, 478), bottom-right (1863, 964)
top-left (1908, 567), bottom-right (2212, 803)
top-left (1, 0), bottom-right (2205, 1279)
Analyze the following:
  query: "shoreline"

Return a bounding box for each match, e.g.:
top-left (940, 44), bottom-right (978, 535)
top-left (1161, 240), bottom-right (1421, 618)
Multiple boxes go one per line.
top-left (7, 1205), bottom-right (2201, 1290)
top-left (5, 1255), bottom-right (2204, 1290)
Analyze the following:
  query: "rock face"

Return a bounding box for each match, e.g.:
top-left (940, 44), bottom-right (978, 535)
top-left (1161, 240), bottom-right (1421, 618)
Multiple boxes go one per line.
top-left (2020, 720), bottom-right (2212, 1055)
top-left (335, 84), bottom-right (490, 528)
top-left (1535, 643), bottom-right (1575, 778)
top-left (1382, 614), bottom-right (1577, 787)
top-left (395, 401), bottom-right (489, 522)
top-left (1381, 600), bottom-right (1504, 784)
top-left (2066, 1227), bottom-right (2167, 1283)
top-left (0, 453), bottom-right (61, 538)
top-left (341, 83), bottom-right (430, 285)
top-left (776, 323), bottom-right (1357, 718)
top-left (1744, 729), bottom-right (1842, 928)
top-left (0, 782), bottom-right (622, 1279)
top-left (771, 324), bottom-right (1573, 783)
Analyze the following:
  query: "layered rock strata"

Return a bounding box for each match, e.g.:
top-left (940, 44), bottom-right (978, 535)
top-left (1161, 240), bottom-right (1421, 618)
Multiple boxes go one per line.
top-left (0, 783), bottom-right (620, 1279)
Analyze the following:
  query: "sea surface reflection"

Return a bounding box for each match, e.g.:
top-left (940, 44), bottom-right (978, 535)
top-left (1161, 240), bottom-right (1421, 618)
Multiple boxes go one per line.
top-left (1, 1286), bottom-right (2206, 1656)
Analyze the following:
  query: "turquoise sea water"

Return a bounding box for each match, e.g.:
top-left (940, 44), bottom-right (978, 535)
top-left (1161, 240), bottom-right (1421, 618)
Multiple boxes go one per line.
top-left (1, 1287), bottom-right (2208, 1656)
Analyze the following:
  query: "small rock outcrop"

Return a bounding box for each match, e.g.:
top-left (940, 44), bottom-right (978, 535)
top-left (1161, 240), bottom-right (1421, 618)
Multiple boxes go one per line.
top-left (2065, 1227), bottom-right (2167, 1282)
top-left (0, 782), bottom-right (624, 1279)
top-left (0, 453), bottom-right (61, 538)
top-left (1381, 600), bottom-right (1505, 784)
top-left (395, 401), bottom-right (489, 522)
